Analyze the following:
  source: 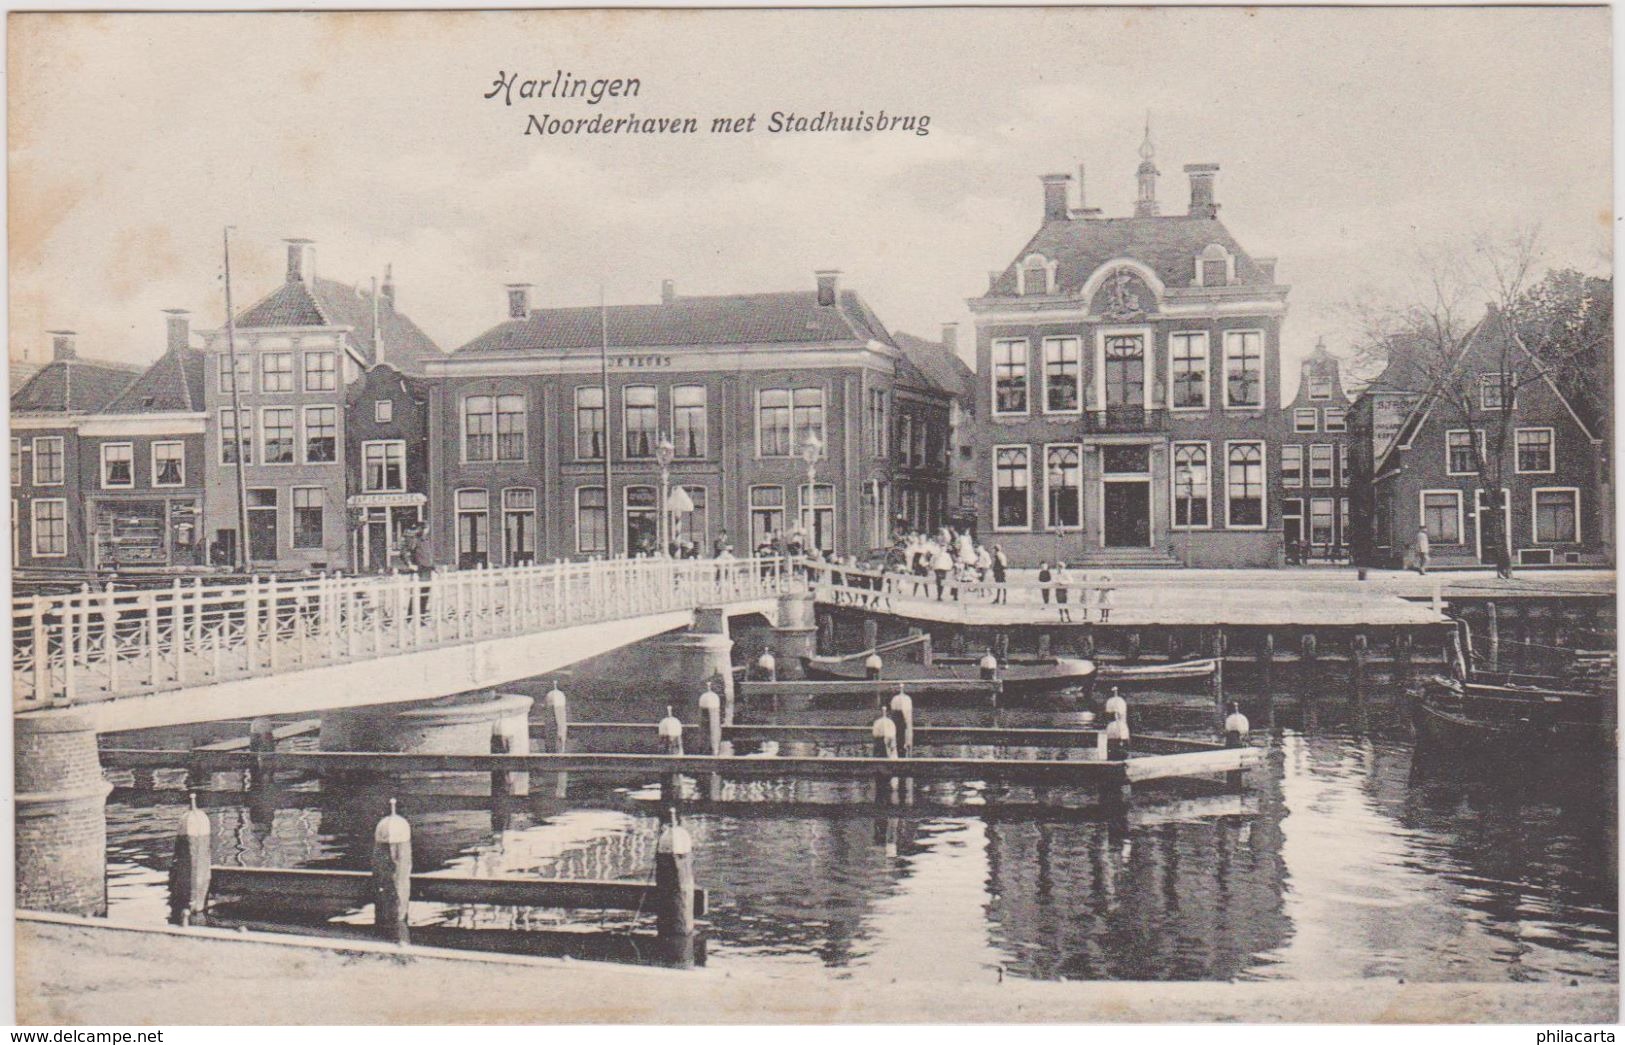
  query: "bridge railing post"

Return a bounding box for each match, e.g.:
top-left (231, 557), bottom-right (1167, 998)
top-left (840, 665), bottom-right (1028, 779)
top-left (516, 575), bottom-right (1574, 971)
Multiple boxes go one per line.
top-left (30, 594), bottom-right (50, 704)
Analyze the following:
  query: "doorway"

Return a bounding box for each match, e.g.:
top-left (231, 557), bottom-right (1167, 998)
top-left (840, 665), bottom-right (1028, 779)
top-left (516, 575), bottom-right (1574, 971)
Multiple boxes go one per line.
top-left (1103, 480), bottom-right (1151, 548)
top-left (247, 488), bottom-right (278, 563)
top-left (1474, 488), bottom-right (1510, 565)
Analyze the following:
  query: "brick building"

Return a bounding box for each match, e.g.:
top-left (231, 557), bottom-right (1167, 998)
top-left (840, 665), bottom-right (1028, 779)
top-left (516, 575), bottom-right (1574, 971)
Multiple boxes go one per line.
top-left (1279, 338), bottom-right (1353, 561)
top-left (344, 362), bottom-right (432, 571)
top-left (891, 328), bottom-right (974, 535)
top-left (424, 273), bottom-right (949, 564)
top-left (966, 132), bottom-right (1288, 567)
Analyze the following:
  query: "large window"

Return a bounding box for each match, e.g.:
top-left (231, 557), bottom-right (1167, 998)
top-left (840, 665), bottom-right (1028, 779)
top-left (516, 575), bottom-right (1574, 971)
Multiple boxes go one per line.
top-left (363, 440), bottom-right (406, 492)
top-left (1533, 489), bottom-right (1579, 544)
top-left (1420, 490), bottom-right (1463, 544)
top-left (575, 387), bottom-right (605, 460)
top-left (496, 394), bottom-right (526, 461)
top-left (799, 483), bottom-right (836, 555)
top-left (1224, 331), bottom-right (1264, 409)
top-left (503, 488), bottom-right (536, 564)
top-left (101, 443), bottom-right (134, 488)
top-left (1170, 332), bottom-right (1208, 409)
top-left (1323, 407), bottom-right (1347, 432)
top-left (869, 389), bottom-right (888, 457)
top-left (31, 499), bottom-right (66, 557)
top-left (303, 350), bottom-right (337, 392)
top-left (994, 446), bottom-right (1031, 530)
top-left (1516, 428), bottom-right (1555, 474)
top-left (303, 406), bottom-right (336, 464)
top-left (1294, 408), bottom-right (1317, 433)
top-left (624, 387), bottom-right (657, 458)
top-left (219, 411), bottom-right (251, 465)
top-left (1281, 444), bottom-right (1303, 488)
top-left (1173, 442), bottom-right (1210, 528)
top-left (291, 487), bottom-right (324, 549)
top-left (1310, 498), bottom-right (1335, 546)
top-left (1309, 444), bottom-right (1334, 488)
top-left (576, 486), bottom-right (608, 554)
top-left (750, 485), bottom-right (784, 549)
top-left (792, 388), bottom-right (825, 450)
top-left (1044, 444), bottom-right (1081, 530)
top-left (1225, 442), bottom-right (1265, 528)
top-left (625, 485), bottom-right (658, 555)
top-left (1446, 430), bottom-right (1481, 476)
top-left (219, 354), bottom-right (251, 395)
top-left (758, 390), bottom-right (791, 456)
top-left (152, 441), bottom-right (184, 487)
top-left (1103, 334), bottom-right (1145, 408)
top-left (261, 408), bottom-right (295, 464)
top-left (455, 488), bottom-right (490, 566)
top-left (673, 385), bottom-right (707, 458)
top-left (1042, 337), bottom-right (1082, 413)
top-left (260, 351), bottom-right (294, 393)
top-left (32, 436), bottom-right (64, 485)
top-left (463, 394), bottom-right (526, 463)
top-left (992, 339), bottom-right (1028, 415)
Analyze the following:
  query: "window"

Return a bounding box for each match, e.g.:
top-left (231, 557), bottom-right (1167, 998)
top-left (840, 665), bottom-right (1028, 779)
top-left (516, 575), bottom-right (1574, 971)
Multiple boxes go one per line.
top-left (152, 441), bottom-right (184, 487)
top-left (219, 354), bottom-right (251, 395)
top-left (799, 483), bottom-right (836, 555)
top-left (792, 388), bottom-right (825, 450)
top-left (749, 485), bottom-right (784, 549)
top-left (1281, 444), bottom-right (1303, 487)
top-left (898, 414), bottom-right (914, 467)
top-left (1323, 407), bottom-right (1347, 432)
top-left (992, 340), bottom-right (1028, 415)
top-left (1224, 331), bottom-right (1264, 409)
top-left (1173, 442), bottom-right (1210, 528)
top-left (1310, 498), bottom-right (1335, 546)
top-left (758, 389), bottom-right (792, 456)
top-left (373, 400), bottom-right (393, 424)
top-left (261, 408), bottom-right (295, 464)
top-left (1103, 334), bottom-right (1145, 408)
top-left (503, 488), bottom-right (536, 564)
top-left (303, 406), bottom-right (336, 464)
top-left (363, 440), bottom-right (406, 492)
top-left (1480, 373), bottom-right (1511, 410)
top-left (1201, 259), bottom-right (1228, 287)
top-left (576, 486), bottom-right (607, 554)
top-left (1533, 489), bottom-right (1579, 544)
top-left (958, 480), bottom-right (976, 506)
top-left (463, 395), bottom-right (494, 462)
top-left (914, 417), bottom-right (928, 468)
top-left (624, 386), bottom-right (657, 458)
top-left (1339, 444), bottom-right (1350, 484)
top-left (1042, 337), bottom-right (1082, 413)
top-left (1340, 497), bottom-right (1351, 545)
top-left (994, 446), bottom-right (1030, 530)
top-left (10, 439), bottom-right (19, 487)
top-left (1169, 332), bottom-right (1208, 409)
top-left (1225, 442), bottom-right (1265, 528)
top-left (100, 443), bottom-right (133, 488)
top-left (1308, 370), bottom-right (1333, 400)
top-left (496, 394), bottom-right (526, 461)
top-left (1294, 408), bottom-right (1318, 433)
top-left (31, 499), bottom-right (66, 557)
top-left (219, 411), bottom-right (251, 465)
top-left (1044, 444), bottom-right (1081, 530)
top-left (572, 386), bottom-right (605, 460)
top-left (456, 488), bottom-right (490, 565)
top-left (869, 389), bottom-right (888, 457)
top-left (673, 385), bottom-right (707, 458)
top-left (1446, 430), bottom-right (1482, 476)
top-left (291, 488), bottom-right (324, 549)
top-left (625, 485), bottom-right (658, 555)
top-left (303, 350), bottom-right (337, 392)
top-left (260, 351), bottom-right (294, 393)
top-left (1309, 444), bottom-right (1334, 488)
top-left (1020, 255), bottom-right (1051, 296)
top-left (1516, 428), bottom-right (1555, 474)
top-left (32, 437), bottom-right (64, 485)
top-left (1420, 490), bottom-right (1463, 544)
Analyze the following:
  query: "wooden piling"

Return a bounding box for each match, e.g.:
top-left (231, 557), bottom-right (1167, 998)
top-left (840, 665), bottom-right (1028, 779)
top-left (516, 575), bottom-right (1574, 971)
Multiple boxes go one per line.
top-left (862, 618), bottom-right (879, 652)
top-left (871, 715), bottom-right (898, 802)
top-left (1037, 633), bottom-right (1052, 659)
top-left (1082, 627), bottom-right (1096, 659)
top-left (658, 707), bottom-right (684, 805)
top-left (1127, 631), bottom-right (1142, 662)
top-left (995, 632), bottom-right (1011, 664)
top-left (542, 684), bottom-right (569, 754)
top-left (1260, 632), bottom-right (1275, 690)
top-left (1210, 628), bottom-right (1227, 722)
top-left (490, 728), bottom-right (514, 799)
top-left (1223, 703), bottom-right (1250, 792)
top-left (817, 614), bottom-right (835, 656)
top-left (919, 631), bottom-right (934, 667)
top-left (865, 652), bottom-right (883, 681)
top-left (371, 800), bottom-right (412, 944)
top-left (167, 795), bottom-right (212, 926)
top-left (654, 809), bottom-right (696, 966)
top-left (248, 716), bottom-right (275, 791)
top-left (697, 688), bottom-right (723, 757)
top-left (1352, 634), bottom-right (1369, 705)
top-left (756, 649), bottom-right (777, 682)
top-left (1099, 701), bottom-right (1132, 814)
top-left (888, 687), bottom-right (914, 758)
top-left (1486, 602), bottom-right (1500, 669)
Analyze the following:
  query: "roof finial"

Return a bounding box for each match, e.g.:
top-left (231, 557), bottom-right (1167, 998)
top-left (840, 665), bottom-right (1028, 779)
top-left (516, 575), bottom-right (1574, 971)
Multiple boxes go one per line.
top-left (1135, 112), bottom-right (1160, 217)
top-left (1139, 111), bottom-right (1155, 161)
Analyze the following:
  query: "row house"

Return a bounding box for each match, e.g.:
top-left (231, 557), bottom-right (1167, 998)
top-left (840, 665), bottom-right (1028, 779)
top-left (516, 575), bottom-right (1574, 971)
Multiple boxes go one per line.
top-left (891, 327), bottom-right (975, 534)
top-left (199, 242), bottom-right (443, 571)
top-left (967, 132), bottom-right (1289, 567)
top-left (1280, 338), bottom-right (1354, 560)
top-left (424, 273), bottom-right (951, 566)
top-left (1348, 306), bottom-right (1610, 568)
top-left (11, 331), bottom-right (145, 571)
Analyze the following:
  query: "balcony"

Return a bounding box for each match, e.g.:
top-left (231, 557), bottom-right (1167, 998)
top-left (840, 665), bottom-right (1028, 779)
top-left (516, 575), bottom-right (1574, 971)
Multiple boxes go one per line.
top-left (1085, 406), bottom-right (1169, 434)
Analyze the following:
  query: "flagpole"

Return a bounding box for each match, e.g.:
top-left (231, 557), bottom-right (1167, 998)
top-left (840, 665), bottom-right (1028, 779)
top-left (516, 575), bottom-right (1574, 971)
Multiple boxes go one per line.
top-left (600, 284), bottom-right (614, 559)
top-left (222, 226), bottom-right (253, 573)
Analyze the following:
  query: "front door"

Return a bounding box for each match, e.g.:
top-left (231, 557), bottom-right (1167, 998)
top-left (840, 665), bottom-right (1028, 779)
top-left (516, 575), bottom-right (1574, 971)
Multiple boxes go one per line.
top-left (1475, 488), bottom-right (1510, 565)
top-left (364, 517), bottom-right (388, 572)
top-left (1103, 481), bottom-right (1151, 548)
top-left (248, 509), bottom-right (278, 563)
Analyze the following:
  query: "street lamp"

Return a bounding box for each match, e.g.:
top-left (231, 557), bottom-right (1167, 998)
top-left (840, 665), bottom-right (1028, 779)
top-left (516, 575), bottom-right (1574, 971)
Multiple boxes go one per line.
top-left (654, 433), bottom-right (675, 558)
top-left (800, 432), bottom-right (824, 552)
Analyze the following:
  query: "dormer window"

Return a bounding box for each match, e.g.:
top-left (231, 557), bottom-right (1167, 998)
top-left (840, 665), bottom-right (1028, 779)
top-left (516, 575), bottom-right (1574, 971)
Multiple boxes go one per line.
top-left (1196, 243), bottom-right (1233, 288)
top-left (1016, 254), bottom-right (1057, 296)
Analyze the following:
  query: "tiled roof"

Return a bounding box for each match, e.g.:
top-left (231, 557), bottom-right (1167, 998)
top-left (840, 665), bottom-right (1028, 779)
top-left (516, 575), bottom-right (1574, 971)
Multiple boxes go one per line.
top-left (455, 290), bottom-right (890, 356)
top-left (892, 331), bottom-right (976, 402)
top-left (234, 277), bottom-right (445, 375)
top-left (105, 347), bottom-right (206, 413)
top-left (11, 358), bottom-right (142, 414)
top-left (988, 214), bottom-right (1274, 297)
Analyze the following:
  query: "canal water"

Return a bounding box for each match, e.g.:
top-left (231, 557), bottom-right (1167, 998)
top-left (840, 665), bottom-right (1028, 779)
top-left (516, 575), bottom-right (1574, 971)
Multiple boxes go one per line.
top-left (99, 681), bottom-right (1618, 985)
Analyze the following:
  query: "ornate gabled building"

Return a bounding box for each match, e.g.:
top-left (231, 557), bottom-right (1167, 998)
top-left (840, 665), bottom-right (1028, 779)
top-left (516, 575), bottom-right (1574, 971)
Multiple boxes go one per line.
top-left (967, 131), bottom-right (1289, 567)
top-left (1279, 338), bottom-right (1354, 561)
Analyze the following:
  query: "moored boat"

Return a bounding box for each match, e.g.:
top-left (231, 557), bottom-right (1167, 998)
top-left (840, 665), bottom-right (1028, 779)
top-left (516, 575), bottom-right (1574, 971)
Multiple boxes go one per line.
top-left (1412, 672), bottom-right (1615, 754)
top-left (1096, 657), bottom-right (1218, 683)
top-left (798, 651), bottom-right (1096, 700)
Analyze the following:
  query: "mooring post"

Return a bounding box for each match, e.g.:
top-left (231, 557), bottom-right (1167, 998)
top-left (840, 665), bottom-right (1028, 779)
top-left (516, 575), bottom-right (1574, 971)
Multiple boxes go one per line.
top-left (863, 617), bottom-right (879, 652)
top-left (871, 714), bottom-right (898, 802)
top-left (654, 808), bottom-right (697, 967)
top-left (167, 794), bottom-right (212, 926)
top-left (919, 630), bottom-right (934, 667)
top-left (697, 687), bottom-right (723, 757)
top-left (1210, 628), bottom-right (1227, 724)
top-left (1352, 633), bottom-right (1369, 707)
top-left (372, 799), bottom-right (412, 944)
top-left (248, 716), bottom-right (276, 791)
top-left (1485, 602), bottom-right (1500, 669)
top-left (979, 649), bottom-right (999, 681)
top-left (756, 648), bottom-right (777, 682)
top-left (1099, 701), bottom-right (1132, 815)
top-left (1037, 632), bottom-right (1052, 659)
top-left (995, 631), bottom-right (1011, 664)
top-left (1127, 631), bottom-right (1142, 663)
top-left (1260, 632), bottom-right (1275, 689)
top-left (888, 685), bottom-right (914, 758)
top-left (1223, 702), bottom-right (1250, 792)
top-left (1082, 627), bottom-right (1096, 659)
top-left (542, 683), bottom-right (569, 753)
top-left (865, 652), bottom-right (883, 681)
top-left (1447, 626), bottom-right (1468, 683)
top-left (490, 726), bottom-right (513, 799)
top-left (1301, 633), bottom-right (1318, 675)
top-left (658, 706), bottom-right (684, 805)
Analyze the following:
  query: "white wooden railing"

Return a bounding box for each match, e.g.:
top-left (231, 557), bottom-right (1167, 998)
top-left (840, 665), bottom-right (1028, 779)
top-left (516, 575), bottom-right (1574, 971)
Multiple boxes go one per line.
top-left (12, 557), bottom-right (796, 710)
top-left (803, 561), bottom-right (1119, 619)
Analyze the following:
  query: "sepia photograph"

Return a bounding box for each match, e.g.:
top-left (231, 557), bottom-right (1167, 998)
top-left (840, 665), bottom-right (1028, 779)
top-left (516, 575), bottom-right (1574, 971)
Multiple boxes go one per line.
top-left (5, 5), bottom-right (1618, 1028)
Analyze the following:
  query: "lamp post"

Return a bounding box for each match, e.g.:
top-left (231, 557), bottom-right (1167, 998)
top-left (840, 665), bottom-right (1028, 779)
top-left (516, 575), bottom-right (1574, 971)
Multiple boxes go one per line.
top-left (654, 433), bottom-right (675, 558)
top-left (800, 432), bottom-right (824, 554)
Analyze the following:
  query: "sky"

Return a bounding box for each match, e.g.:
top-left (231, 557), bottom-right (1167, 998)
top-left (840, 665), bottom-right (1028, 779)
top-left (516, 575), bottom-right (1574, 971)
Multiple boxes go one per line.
top-left (7, 8), bottom-right (1612, 397)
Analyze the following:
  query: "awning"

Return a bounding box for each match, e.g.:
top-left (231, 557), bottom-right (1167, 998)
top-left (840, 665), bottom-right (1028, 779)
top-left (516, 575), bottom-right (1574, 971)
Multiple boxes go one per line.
top-left (347, 492), bottom-right (428, 508)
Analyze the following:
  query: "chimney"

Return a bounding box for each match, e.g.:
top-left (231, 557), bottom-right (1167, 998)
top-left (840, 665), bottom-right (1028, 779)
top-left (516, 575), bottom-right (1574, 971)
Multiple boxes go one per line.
top-left (48, 330), bottom-right (76, 361)
top-left (1185, 164), bottom-right (1220, 219)
top-left (815, 270), bottom-right (840, 307)
top-left (1041, 173), bottom-right (1072, 222)
top-left (381, 263), bottom-right (395, 308)
top-left (163, 309), bottom-right (190, 354)
top-left (505, 283), bottom-right (532, 320)
top-left (661, 279), bottom-right (676, 305)
top-left (284, 238), bottom-right (315, 284)
top-left (941, 322), bottom-right (959, 353)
